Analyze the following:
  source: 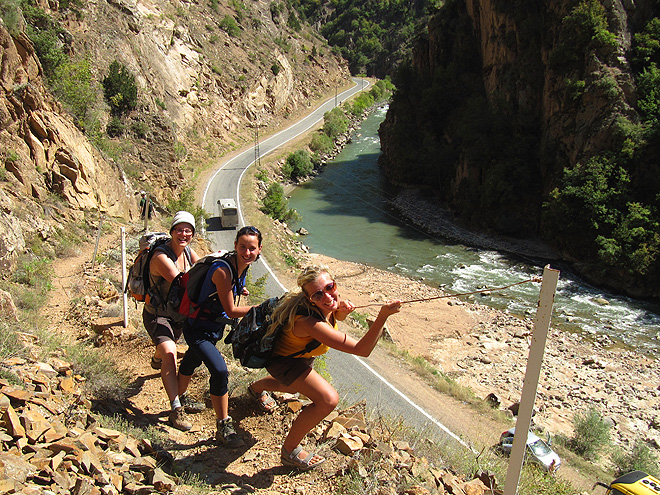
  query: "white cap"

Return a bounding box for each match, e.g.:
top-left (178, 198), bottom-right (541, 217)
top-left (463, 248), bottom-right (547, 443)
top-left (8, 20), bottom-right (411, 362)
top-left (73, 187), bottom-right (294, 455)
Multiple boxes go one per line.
top-left (170, 211), bottom-right (195, 235)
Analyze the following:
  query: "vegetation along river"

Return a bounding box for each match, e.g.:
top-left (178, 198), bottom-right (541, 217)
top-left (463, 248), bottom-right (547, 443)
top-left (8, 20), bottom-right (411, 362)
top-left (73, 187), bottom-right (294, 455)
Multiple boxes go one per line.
top-left (288, 105), bottom-right (660, 357)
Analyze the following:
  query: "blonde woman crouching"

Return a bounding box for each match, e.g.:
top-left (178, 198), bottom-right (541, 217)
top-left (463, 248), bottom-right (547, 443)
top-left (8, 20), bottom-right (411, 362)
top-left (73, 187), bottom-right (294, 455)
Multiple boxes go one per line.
top-left (247, 265), bottom-right (402, 470)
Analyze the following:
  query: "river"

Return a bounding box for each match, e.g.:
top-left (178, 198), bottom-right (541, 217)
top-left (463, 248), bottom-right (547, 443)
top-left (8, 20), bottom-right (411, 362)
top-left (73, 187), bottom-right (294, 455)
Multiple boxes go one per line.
top-left (288, 105), bottom-right (660, 357)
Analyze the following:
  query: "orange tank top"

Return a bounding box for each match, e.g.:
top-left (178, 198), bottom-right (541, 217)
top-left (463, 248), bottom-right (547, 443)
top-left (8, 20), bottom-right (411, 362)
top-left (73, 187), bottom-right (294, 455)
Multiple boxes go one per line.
top-left (274, 315), bottom-right (331, 358)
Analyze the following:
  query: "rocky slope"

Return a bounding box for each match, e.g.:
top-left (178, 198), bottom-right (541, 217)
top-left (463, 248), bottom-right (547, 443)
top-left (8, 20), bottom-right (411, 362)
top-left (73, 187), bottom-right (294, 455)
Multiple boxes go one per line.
top-left (1, 0), bottom-right (349, 272)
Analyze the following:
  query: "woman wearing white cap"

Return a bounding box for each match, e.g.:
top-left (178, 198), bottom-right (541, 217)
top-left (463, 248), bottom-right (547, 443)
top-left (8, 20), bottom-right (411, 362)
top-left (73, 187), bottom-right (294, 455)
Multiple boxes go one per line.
top-left (143, 211), bottom-right (202, 431)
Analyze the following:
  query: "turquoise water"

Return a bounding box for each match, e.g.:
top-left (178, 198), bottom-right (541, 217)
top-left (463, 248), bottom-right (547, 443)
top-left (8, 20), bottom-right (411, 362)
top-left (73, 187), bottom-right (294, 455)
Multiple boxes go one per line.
top-left (289, 106), bottom-right (660, 356)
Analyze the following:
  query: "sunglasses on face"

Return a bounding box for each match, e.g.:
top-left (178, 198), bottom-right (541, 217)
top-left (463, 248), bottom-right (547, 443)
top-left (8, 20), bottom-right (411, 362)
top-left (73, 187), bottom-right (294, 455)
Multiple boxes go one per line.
top-left (308, 280), bottom-right (337, 303)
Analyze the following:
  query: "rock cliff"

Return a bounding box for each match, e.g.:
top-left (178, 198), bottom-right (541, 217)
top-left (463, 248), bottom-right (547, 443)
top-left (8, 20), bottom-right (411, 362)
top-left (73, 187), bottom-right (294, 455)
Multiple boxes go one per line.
top-left (378, 0), bottom-right (660, 297)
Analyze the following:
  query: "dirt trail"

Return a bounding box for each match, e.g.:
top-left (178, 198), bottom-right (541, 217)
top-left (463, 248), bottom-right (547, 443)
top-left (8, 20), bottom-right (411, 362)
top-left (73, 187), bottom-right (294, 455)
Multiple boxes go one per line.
top-left (43, 226), bottom-right (594, 493)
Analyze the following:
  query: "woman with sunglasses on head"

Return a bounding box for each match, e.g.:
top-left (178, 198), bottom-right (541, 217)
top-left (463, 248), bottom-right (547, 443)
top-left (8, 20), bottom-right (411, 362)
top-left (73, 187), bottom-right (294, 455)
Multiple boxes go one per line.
top-left (248, 265), bottom-right (402, 470)
top-left (178, 226), bottom-right (263, 448)
top-left (143, 211), bottom-right (202, 432)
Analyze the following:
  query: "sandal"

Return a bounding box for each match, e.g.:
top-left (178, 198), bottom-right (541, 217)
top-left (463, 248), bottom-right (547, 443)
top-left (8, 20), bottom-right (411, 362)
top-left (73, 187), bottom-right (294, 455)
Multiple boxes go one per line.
top-left (281, 445), bottom-right (325, 471)
top-left (247, 383), bottom-right (278, 413)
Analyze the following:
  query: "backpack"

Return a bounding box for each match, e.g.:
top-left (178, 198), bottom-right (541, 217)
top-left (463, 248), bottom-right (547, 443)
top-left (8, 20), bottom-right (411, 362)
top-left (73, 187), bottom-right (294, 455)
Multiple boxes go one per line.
top-left (224, 297), bottom-right (321, 368)
top-left (125, 232), bottom-right (171, 302)
top-left (125, 232), bottom-right (191, 309)
top-left (168, 250), bottom-right (240, 323)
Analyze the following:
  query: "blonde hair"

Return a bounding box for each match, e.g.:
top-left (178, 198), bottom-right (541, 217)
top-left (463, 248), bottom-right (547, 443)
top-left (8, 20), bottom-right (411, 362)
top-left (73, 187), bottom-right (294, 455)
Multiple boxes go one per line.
top-left (265, 265), bottom-right (332, 336)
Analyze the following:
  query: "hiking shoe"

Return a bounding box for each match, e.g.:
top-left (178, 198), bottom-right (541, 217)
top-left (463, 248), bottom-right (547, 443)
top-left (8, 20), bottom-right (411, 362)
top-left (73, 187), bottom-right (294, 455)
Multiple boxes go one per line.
top-left (150, 356), bottom-right (162, 370)
top-left (180, 393), bottom-right (205, 414)
top-left (216, 417), bottom-right (244, 448)
top-left (169, 407), bottom-right (192, 431)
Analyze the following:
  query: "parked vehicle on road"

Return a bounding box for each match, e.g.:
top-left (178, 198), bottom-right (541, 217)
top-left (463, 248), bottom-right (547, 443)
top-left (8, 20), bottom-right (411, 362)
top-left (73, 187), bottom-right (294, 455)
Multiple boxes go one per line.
top-left (218, 198), bottom-right (238, 228)
top-left (594, 471), bottom-right (660, 495)
top-left (498, 427), bottom-right (561, 473)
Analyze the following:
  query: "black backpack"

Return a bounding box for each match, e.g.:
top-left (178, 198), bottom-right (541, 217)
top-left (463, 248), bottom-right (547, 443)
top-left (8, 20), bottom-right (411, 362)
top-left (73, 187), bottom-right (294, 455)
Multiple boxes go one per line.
top-left (125, 232), bottom-right (191, 308)
top-left (224, 297), bottom-right (321, 368)
top-left (167, 250), bottom-right (240, 323)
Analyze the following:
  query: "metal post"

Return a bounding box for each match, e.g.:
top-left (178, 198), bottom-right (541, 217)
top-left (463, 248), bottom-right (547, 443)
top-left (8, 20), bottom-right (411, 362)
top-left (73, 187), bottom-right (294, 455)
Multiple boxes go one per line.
top-left (503, 265), bottom-right (560, 495)
top-left (121, 227), bottom-right (128, 328)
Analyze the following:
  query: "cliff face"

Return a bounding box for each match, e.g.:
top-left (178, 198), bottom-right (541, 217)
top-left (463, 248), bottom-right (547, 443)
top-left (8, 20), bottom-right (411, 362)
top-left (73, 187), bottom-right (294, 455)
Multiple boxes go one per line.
top-left (379, 0), bottom-right (660, 297)
top-left (0, 0), bottom-right (349, 268)
top-left (0, 25), bottom-right (133, 263)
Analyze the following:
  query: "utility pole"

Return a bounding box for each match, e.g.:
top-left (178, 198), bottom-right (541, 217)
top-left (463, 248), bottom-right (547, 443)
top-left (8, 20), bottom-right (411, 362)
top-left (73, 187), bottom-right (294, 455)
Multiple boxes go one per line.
top-left (249, 121), bottom-right (266, 167)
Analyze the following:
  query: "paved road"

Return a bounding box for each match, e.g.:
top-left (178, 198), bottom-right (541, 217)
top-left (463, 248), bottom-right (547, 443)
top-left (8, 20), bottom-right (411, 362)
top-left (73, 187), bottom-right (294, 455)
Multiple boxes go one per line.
top-left (200, 78), bottom-right (475, 453)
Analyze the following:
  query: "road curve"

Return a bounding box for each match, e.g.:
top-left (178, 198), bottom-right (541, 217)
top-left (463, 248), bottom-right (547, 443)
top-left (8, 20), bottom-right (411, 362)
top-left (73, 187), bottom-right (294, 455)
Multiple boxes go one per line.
top-left (200, 78), bottom-right (475, 453)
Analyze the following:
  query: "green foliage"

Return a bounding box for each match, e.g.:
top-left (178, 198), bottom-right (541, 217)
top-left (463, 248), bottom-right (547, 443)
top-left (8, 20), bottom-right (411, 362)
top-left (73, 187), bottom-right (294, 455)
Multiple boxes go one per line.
top-left (209, 0), bottom-right (218, 11)
top-left (305, 0), bottom-right (435, 75)
top-left (21, 0), bottom-right (68, 78)
top-left (270, 1), bottom-right (283, 19)
top-left (245, 273), bottom-right (268, 304)
top-left (131, 120), bottom-right (148, 139)
top-left (0, 0), bottom-right (22, 35)
top-left (323, 107), bottom-right (348, 139)
top-left (167, 186), bottom-right (206, 222)
top-left (106, 117), bottom-right (125, 137)
top-left (636, 63), bottom-right (660, 125)
top-left (611, 439), bottom-right (659, 476)
top-left (51, 58), bottom-right (99, 132)
top-left (282, 149), bottom-right (313, 181)
top-left (102, 61), bottom-right (138, 116)
top-left (568, 408), bottom-right (610, 460)
top-left (309, 131), bottom-right (333, 154)
top-left (155, 98), bottom-right (166, 110)
top-left (11, 256), bottom-right (53, 294)
top-left (274, 36), bottom-right (291, 52)
top-left (271, 62), bottom-right (280, 75)
top-left (543, 154), bottom-right (660, 276)
top-left (255, 169), bottom-right (269, 182)
top-left (287, 11), bottom-right (301, 31)
top-left (549, 0), bottom-right (617, 70)
top-left (219, 15), bottom-right (241, 37)
top-left (261, 182), bottom-right (299, 222)
top-left (632, 17), bottom-right (660, 69)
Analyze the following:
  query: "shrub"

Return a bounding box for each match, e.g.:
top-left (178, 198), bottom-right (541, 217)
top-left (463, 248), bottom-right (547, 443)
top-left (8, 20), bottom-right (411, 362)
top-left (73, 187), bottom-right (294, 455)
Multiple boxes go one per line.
top-left (219, 15), bottom-right (240, 37)
top-left (102, 60), bottom-right (138, 116)
top-left (261, 182), bottom-right (288, 220)
top-left (310, 132), bottom-right (333, 154)
top-left (323, 107), bottom-right (348, 139)
top-left (52, 58), bottom-right (98, 132)
top-left (569, 408), bottom-right (610, 460)
top-left (167, 186), bottom-right (206, 222)
top-left (261, 182), bottom-right (299, 222)
top-left (131, 120), bottom-right (148, 139)
top-left (611, 438), bottom-right (659, 476)
top-left (282, 149), bottom-right (313, 181)
top-left (271, 62), bottom-right (280, 75)
top-left (106, 117), bottom-right (125, 137)
top-left (0, 0), bottom-right (22, 35)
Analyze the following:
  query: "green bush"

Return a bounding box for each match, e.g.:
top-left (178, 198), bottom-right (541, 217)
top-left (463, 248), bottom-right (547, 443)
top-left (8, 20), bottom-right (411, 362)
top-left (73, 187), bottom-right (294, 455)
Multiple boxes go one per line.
top-left (569, 408), bottom-right (610, 460)
top-left (323, 107), bottom-right (348, 139)
top-left (0, 0), bottom-right (22, 35)
top-left (271, 62), bottom-right (280, 75)
top-left (219, 15), bottom-right (241, 37)
top-left (52, 58), bottom-right (98, 132)
top-left (102, 60), bottom-right (138, 116)
top-left (310, 132), bottom-right (333, 154)
top-left (260, 182), bottom-right (299, 222)
top-left (167, 186), bottom-right (206, 222)
top-left (131, 120), bottom-right (148, 139)
top-left (106, 117), bottom-right (125, 137)
top-left (282, 149), bottom-right (313, 181)
top-left (11, 256), bottom-right (53, 295)
top-left (611, 438), bottom-right (659, 476)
